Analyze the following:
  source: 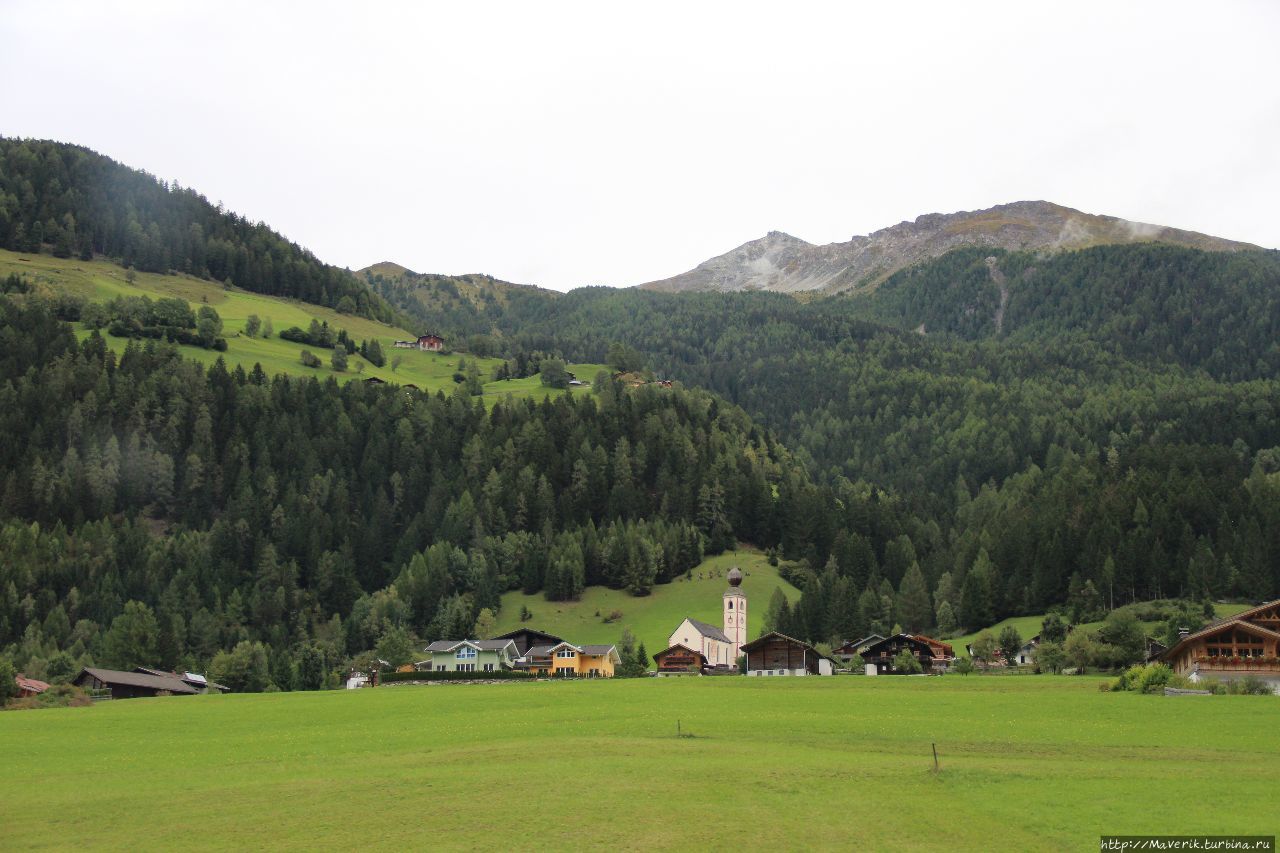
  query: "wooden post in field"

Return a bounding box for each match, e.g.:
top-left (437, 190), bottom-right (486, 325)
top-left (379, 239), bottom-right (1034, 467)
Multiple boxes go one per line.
top-left (932, 742), bottom-right (939, 774)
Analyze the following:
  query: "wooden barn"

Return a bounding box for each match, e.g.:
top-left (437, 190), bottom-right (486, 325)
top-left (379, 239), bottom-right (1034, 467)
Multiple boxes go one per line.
top-left (741, 632), bottom-right (832, 676)
top-left (652, 643), bottom-right (708, 675)
top-left (74, 667), bottom-right (201, 699)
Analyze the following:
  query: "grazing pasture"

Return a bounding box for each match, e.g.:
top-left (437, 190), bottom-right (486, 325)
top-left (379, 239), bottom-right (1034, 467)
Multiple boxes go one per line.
top-left (1, 676), bottom-right (1275, 851)
top-left (0, 248), bottom-right (601, 403)
top-left (492, 550), bottom-right (800, 655)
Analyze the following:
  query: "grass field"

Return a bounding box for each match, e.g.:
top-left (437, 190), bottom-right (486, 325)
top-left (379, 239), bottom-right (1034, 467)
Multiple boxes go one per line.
top-left (491, 550), bottom-right (799, 654)
top-left (1, 676), bottom-right (1276, 851)
top-left (1, 249), bottom-right (602, 404)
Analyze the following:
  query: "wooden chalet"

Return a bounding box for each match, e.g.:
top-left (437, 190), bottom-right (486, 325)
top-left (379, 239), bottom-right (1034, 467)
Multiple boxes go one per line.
top-left (1159, 599), bottom-right (1280, 692)
top-left (652, 643), bottom-right (708, 675)
top-left (492, 628), bottom-right (564, 658)
top-left (741, 632), bottom-right (832, 676)
top-left (861, 634), bottom-right (938, 674)
top-left (416, 333), bottom-right (444, 352)
top-left (914, 635), bottom-right (956, 671)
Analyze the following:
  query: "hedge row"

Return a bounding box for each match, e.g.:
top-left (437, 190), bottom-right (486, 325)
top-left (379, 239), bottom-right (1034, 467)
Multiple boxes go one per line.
top-left (379, 669), bottom-right (533, 683)
top-left (107, 321), bottom-right (227, 350)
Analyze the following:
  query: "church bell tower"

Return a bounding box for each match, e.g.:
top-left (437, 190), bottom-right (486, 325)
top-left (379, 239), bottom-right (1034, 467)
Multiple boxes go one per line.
top-left (723, 567), bottom-right (747, 663)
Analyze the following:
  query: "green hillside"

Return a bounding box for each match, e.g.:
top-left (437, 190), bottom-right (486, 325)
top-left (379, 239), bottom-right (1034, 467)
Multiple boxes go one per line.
top-left (1, 248), bottom-right (601, 403)
top-left (949, 601), bottom-right (1256, 659)
top-left (492, 551), bottom-right (800, 656)
top-left (3, 677), bottom-right (1278, 850)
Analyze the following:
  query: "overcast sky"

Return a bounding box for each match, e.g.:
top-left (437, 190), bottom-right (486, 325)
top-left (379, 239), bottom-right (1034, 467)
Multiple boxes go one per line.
top-left (3, 2), bottom-right (1277, 291)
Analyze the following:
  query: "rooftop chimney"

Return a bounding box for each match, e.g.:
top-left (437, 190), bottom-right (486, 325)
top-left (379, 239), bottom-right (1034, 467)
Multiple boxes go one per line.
top-left (1177, 627), bottom-right (1190, 640)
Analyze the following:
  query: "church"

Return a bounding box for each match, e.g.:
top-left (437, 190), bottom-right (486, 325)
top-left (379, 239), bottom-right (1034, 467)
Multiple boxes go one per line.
top-left (661, 567), bottom-right (747, 671)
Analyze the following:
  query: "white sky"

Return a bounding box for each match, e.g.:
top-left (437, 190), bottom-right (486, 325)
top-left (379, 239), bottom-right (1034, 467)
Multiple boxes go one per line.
top-left (3, 1), bottom-right (1278, 291)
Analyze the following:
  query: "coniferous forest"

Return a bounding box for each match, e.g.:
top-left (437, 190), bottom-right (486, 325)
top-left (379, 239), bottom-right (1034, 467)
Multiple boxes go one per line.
top-left (2, 138), bottom-right (1279, 691)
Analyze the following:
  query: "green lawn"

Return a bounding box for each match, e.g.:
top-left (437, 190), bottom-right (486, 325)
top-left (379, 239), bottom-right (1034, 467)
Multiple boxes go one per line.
top-left (491, 550), bottom-right (799, 656)
top-left (1, 249), bottom-right (598, 405)
top-left (2, 676), bottom-right (1276, 850)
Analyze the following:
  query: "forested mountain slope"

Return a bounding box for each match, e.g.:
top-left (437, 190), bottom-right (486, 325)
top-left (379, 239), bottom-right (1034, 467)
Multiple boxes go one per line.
top-left (1, 297), bottom-right (861, 684)
top-left (854, 244), bottom-right (1280, 380)
top-left (356, 261), bottom-right (557, 353)
top-left (488, 245), bottom-right (1280, 635)
top-left (0, 138), bottom-right (398, 322)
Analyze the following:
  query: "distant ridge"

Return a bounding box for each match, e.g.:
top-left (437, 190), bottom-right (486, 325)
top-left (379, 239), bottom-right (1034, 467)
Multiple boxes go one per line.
top-left (638, 201), bottom-right (1260, 296)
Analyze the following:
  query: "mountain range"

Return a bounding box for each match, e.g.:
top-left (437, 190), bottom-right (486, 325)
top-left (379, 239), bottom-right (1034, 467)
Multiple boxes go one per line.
top-left (638, 200), bottom-right (1259, 296)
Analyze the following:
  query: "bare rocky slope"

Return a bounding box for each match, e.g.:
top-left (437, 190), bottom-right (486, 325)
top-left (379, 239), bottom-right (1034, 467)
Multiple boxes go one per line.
top-left (638, 201), bottom-right (1259, 295)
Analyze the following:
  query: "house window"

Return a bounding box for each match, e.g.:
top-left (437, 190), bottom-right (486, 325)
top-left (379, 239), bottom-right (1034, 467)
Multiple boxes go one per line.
top-left (436, 665), bottom-right (446, 672)
top-left (457, 663), bottom-right (475, 672)
top-left (456, 647), bottom-right (477, 660)
top-left (556, 649), bottom-right (576, 659)
top-left (728, 601), bottom-right (733, 610)
top-left (483, 663), bottom-right (494, 672)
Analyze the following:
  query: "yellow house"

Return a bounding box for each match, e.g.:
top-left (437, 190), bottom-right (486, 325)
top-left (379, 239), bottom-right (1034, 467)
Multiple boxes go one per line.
top-left (533, 642), bottom-right (621, 677)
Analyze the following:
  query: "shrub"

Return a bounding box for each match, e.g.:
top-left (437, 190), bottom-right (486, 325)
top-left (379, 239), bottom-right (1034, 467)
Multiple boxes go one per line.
top-left (300, 350), bottom-right (322, 368)
top-left (1109, 663), bottom-right (1188, 693)
top-left (892, 649), bottom-right (923, 674)
top-left (380, 670), bottom-right (533, 683)
top-left (1225, 676), bottom-right (1274, 696)
top-left (952, 657), bottom-right (975, 675)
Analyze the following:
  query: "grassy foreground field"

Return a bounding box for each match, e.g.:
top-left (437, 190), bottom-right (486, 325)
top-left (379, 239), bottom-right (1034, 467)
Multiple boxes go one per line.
top-left (0, 249), bottom-right (603, 404)
top-left (491, 550), bottom-right (800, 654)
top-left (2, 677), bottom-right (1277, 851)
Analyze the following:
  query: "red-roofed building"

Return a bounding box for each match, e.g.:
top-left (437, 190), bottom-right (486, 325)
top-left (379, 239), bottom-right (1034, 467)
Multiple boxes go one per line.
top-left (15, 674), bottom-right (49, 698)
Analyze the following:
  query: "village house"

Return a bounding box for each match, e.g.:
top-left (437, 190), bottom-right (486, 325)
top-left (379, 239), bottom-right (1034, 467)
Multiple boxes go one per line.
top-left (914, 635), bottom-right (957, 671)
top-left (15, 674), bottom-right (49, 698)
top-left (518, 642), bottom-right (620, 677)
top-left (652, 644), bottom-right (709, 675)
top-left (1159, 598), bottom-right (1280, 693)
top-left (860, 634), bottom-right (940, 674)
top-left (833, 633), bottom-right (885, 664)
top-left (741, 631), bottom-right (832, 676)
top-left (420, 639), bottom-right (518, 673)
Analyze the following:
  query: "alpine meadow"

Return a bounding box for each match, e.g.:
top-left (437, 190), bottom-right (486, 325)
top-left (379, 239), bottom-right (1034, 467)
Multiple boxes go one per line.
top-left (3, 14), bottom-right (1280, 848)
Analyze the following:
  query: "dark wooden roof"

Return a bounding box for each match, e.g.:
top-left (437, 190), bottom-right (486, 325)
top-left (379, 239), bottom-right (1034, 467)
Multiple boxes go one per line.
top-left (493, 628), bottom-right (564, 645)
top-left (860, 633), bottom-right (934, 657)
top-left (739, 631), bottom-right (815, 654)
top-left (653, 643), bottom-right (708, 663)
top-left (77, 667), bottom-right (199, 694)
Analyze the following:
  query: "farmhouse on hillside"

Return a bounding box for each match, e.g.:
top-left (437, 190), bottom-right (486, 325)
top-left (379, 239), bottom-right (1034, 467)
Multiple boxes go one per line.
top-left (860, 634), bottom-right (940, 674)
top-left (1159, 598), bottom-right (1280, 693)
top-left (652, 643), bottom-right (709, 675)
top-left (741, 632), bottom-right (832, 676)
top-left (667, 566), bottom-right (748, 669)
top-left (421, 639), bottom-right (518, 673)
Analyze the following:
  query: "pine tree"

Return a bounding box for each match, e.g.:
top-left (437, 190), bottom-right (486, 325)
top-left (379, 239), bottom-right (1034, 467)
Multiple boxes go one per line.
top-left (896, 561), bottom-right (932, 633)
